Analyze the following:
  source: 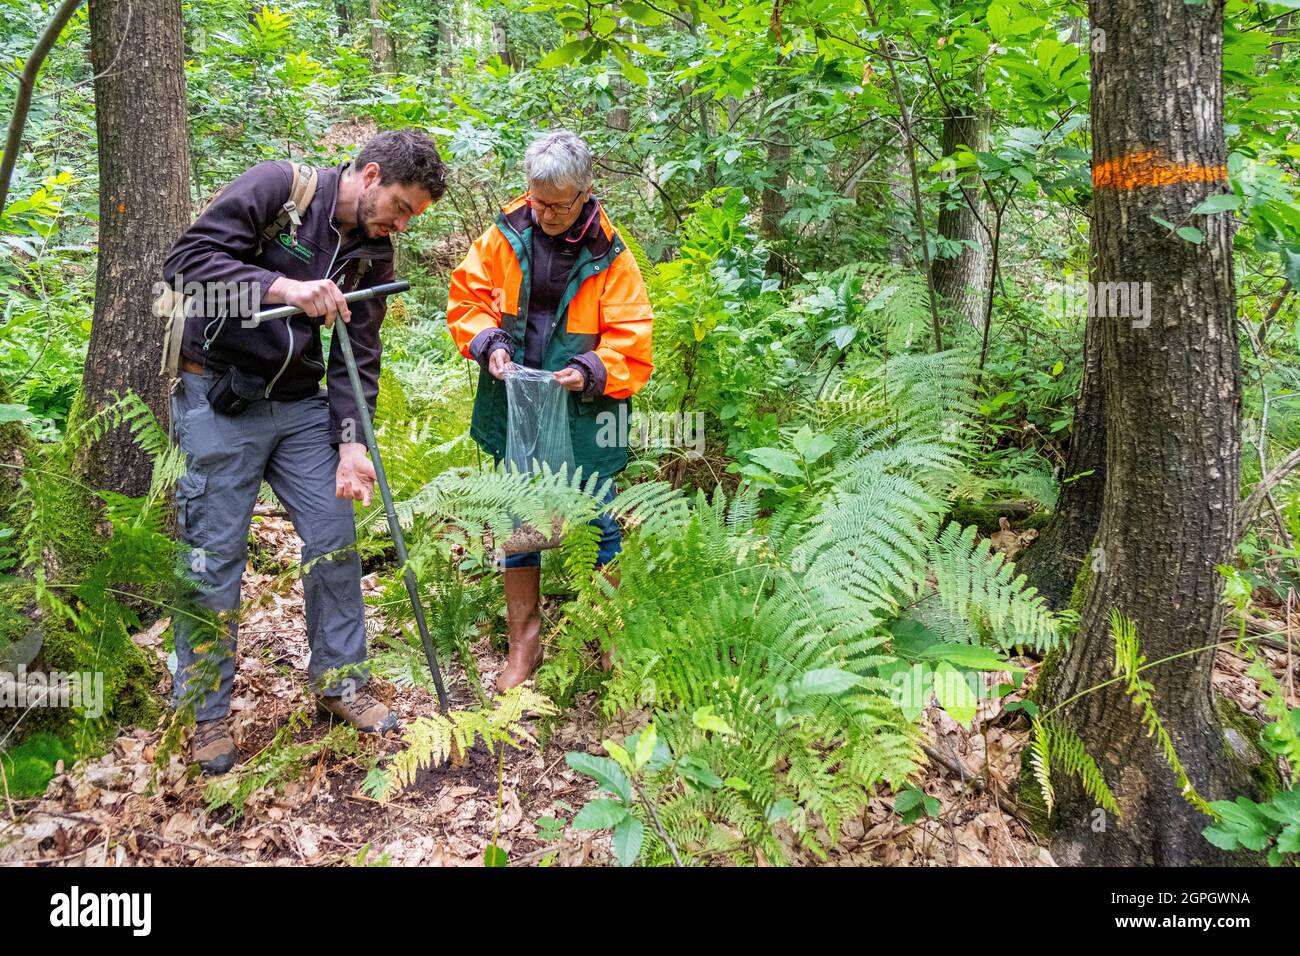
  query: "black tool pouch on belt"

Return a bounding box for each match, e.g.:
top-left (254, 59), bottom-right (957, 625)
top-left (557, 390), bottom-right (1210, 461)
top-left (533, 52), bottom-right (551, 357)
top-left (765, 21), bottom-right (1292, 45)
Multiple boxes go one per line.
top-left (206, 365), bottom-right (266, 416)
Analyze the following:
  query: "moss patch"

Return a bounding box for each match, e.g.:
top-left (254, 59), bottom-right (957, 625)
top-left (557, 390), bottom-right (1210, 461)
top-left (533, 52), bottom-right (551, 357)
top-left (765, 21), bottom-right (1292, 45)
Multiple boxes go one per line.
top-left (1215, 695), bottom-right (1282, 802)
top-left (0, 731), bottom-right (76, 798)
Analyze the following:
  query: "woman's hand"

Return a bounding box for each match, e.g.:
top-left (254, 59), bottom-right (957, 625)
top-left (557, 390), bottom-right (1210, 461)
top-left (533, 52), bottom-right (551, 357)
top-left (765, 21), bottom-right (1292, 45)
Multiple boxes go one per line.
top-left (488, 347), bottom-right (512, 380)
top-left (553, 368), bottom-right (585, 392)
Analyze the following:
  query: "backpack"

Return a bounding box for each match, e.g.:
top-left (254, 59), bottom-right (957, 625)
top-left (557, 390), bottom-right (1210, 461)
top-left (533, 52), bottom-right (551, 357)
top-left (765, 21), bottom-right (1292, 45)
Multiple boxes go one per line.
top-left (155, 162), bottom-right (319, 382)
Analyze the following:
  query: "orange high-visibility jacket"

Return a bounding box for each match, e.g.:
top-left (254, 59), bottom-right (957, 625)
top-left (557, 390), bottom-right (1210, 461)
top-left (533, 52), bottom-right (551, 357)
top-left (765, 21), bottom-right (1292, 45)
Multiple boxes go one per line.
top-left (446, 195), bottom-right (654, 399)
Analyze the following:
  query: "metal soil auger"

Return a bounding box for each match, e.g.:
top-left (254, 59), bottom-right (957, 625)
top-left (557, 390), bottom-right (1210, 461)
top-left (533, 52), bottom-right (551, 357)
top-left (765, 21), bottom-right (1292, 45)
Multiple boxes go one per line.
top-left (252, 281), bottom-right (450, 713)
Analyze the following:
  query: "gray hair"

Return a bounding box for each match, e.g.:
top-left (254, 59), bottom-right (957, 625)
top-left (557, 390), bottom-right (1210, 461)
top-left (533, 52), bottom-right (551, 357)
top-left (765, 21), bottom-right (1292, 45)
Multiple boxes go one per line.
top-left (524, 130), bottom-right (594, 191)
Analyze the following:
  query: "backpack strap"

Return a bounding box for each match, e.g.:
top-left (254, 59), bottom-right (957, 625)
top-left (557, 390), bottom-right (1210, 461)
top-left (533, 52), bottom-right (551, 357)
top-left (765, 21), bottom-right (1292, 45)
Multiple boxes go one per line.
top-left (351, 257), bottom-right (373, 291)
top-left (260, 162), bottom-right (318, 247)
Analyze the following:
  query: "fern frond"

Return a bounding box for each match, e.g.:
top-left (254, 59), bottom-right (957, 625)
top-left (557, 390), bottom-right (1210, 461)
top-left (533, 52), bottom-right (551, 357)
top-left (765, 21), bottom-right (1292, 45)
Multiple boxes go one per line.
top-left (364, 687), bottom-right (557, 801)
top-left (928, 522), bottom-right (1059, 650)
top-left (1109, 609), bottom-right (1215, 816)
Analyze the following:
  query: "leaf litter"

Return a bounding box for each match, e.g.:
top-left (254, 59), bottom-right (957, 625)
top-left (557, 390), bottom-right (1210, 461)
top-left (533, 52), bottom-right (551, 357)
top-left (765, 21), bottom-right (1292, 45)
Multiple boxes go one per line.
top-left (2, 512), bottom-right (1294, 867)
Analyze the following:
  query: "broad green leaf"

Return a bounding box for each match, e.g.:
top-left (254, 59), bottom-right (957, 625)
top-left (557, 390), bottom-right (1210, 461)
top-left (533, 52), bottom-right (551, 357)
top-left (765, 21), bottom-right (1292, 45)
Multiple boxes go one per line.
top-left (678, 755), bottom-right (724, 789)
top-left (933, 661), bottom-right (979, 725)
top-left (565, 752), bottom-right (632, 803)
top-left (603, 739), bottom-right (634, 774)
top-left (571, 799), bottom-right (630, 830)
top-left (624, 729), bottom-right (671, 771)
top-left (917, 642), bottom-right (1024, 672)
top-left (538, 38), bottom-right (592, 69)
top-left (1176, 225), bottom-right (1205, 244)
top-left (612, 815), bottom-right (644, 866)
top-left (692, 705), bottom-right (736, 736)
top-left (987, 4), bottom-right (1011, 38)
top-left (621, 62), bottom-right (648, 86)
top-left (1191, 193), bottom-right (1241, 215)
top-left (894, 787), bottom-right (924, 815)
top-left (790, 668), bottom-right (862, 697)
top-left (634, 723), bottom-right (657, 771)
top-left (766, 798), bottom-right (795, 823)
top-left (746, 447), bottom-right (804, 478)
top-left (483, 844), bottom-right (508, 867)
top-left (792, 426), bottom-right (835, 463)
top-left (1277, 824), bottom-right (1300, 854)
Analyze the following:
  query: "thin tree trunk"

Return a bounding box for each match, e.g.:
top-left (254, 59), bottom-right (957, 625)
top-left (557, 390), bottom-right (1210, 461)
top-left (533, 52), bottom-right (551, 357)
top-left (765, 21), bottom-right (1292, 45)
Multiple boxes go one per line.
top-left (932, 92), bottom-right (989, 329)
top-left (0, 0), bottom-right (84, 217)
top-left (369, 0), bottom-right (397, 73)
top-left (492, 17), bottom-right (514, 68)
top-left (862, 0), bottom-right (942, 350)
top-left (1040, 0), bottom-right (1260, 865)
top-left (438, 2), bottom-right (454, 78)
top-left (81, 0), bottom-right (191, 497)
top-left (761, 133), bottom-right (790, 277)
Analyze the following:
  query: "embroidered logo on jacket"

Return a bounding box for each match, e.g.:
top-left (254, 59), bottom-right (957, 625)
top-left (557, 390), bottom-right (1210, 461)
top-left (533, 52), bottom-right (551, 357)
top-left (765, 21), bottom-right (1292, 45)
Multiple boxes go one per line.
top-left (277, 231), bottom-right (314, 262)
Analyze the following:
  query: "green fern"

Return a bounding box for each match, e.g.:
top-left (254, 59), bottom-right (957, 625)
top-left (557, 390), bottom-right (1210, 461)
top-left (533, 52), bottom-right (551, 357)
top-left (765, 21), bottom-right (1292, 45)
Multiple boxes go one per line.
top-left (203, 709), bottom-right (360, 818)
top-left (1028, 610), bottom-right (1217, 822)
top-left (926, 522), bottom-right (1059, 651)
top-left (1109, 608), bottom-right (1215, 816)
top-left (1030, 716), bottom-right (1120, 816)
top-left (362, 686), bottom-right (557, 801)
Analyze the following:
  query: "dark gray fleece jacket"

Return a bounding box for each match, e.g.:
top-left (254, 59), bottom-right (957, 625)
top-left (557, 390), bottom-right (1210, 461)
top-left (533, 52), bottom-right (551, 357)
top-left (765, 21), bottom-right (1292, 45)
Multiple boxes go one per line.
top-left (161, 160), bottom-right (395, 444)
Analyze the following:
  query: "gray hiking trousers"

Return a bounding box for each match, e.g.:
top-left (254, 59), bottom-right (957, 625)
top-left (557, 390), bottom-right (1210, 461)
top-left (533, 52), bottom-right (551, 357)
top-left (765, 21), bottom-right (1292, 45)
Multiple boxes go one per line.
top-left (170, 369), bottom-right (368, 721)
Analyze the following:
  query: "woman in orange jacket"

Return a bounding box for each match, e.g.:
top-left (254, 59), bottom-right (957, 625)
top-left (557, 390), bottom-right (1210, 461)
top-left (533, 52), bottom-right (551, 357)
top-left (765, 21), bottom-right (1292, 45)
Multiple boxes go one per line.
top-left (447, 131), bottom-right (653, 690)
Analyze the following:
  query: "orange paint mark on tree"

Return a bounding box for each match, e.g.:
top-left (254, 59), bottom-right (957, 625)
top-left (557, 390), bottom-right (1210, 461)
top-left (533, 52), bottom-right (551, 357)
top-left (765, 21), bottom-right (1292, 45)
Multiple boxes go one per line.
top-left (1093, 151), bottom-right (1227, 190)
top-left (117, 203), bottom-right (125, 214)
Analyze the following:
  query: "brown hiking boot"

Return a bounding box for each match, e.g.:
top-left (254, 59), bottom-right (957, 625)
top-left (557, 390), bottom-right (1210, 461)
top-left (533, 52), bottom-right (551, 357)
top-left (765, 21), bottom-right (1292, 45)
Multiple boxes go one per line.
top-left (497, 566), bottom-right (543, 693)
top-left (316, 688), bottom-right (398, 734)
top-left (190, 717), bottom-right (237, 776)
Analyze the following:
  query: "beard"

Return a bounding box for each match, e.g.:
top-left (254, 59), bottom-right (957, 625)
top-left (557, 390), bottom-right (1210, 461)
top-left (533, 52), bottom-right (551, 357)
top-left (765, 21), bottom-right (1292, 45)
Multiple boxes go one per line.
top-left (355, 190), bottom-right (383, 239)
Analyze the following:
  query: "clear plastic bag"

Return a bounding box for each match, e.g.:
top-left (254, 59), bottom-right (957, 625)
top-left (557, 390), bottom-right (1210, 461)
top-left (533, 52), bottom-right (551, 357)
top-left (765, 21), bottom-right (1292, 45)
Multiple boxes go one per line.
top-left (504, 364), bottom-right (575, 477)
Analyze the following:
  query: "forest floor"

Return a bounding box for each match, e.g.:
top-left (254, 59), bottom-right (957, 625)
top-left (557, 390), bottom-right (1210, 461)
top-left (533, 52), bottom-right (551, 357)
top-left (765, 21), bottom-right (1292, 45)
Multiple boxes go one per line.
top-left (1, 509), bottom-right (1295, 867)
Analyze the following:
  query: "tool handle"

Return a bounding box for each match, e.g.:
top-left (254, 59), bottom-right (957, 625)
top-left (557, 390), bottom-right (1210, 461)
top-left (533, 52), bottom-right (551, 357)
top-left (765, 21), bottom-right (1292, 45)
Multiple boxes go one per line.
top-left (332, 307), bottom-right (450, 714)
top-left (249, 280), bottom-right (411, 325)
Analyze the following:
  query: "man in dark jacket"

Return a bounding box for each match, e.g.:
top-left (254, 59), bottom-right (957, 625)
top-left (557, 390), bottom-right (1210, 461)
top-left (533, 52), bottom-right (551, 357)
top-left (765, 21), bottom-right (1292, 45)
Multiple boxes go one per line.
top-left (163, 130), bottom-right (445, 774)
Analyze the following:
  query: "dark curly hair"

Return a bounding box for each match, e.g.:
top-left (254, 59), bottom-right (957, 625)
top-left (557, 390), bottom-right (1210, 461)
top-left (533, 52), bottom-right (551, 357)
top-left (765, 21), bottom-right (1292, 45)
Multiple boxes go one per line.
top-left (354, 130), bottom-right (447, 200)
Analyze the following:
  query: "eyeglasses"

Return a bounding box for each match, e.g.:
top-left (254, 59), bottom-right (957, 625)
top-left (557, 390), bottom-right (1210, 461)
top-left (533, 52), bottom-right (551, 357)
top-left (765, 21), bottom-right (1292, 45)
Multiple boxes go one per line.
top-left (525, 189), bottom-right (584, 217)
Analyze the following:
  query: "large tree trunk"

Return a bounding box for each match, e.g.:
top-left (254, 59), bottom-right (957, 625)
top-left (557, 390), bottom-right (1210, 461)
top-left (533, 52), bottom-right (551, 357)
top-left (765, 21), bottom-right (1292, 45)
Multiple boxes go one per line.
top-left (1040, 0), bottom-right (1259, 865)
top-left (1018, 313), bottom-right (1106, 610)
top-left (931, 89), bottom-right (989, 329)
top-left (82, 0), bottom-right (191, 497)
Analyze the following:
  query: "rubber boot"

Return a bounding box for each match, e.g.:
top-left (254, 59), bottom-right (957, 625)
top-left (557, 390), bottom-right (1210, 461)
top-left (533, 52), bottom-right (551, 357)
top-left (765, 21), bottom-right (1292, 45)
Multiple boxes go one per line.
top-left (498, 566), bottom-right (543, 692)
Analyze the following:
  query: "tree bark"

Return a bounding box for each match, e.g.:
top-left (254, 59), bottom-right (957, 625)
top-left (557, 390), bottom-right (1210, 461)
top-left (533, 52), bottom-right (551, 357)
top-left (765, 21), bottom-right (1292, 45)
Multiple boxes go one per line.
top-left (369, 0), bottom-right (397, 73)
top-left (1040, 0), bottom-right (1258, 866)
top-left (80, 0), bottom-right (191, 498)
top-left (931, 92), bottom-right (989, 329)
top-left (492, 17), bottom-right (515, 68)
top-left (760, 133), bottom-right (790, 277)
